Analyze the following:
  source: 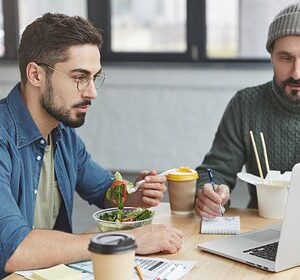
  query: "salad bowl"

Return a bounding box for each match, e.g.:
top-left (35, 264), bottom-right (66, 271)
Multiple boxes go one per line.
top-left (93, 207), bottom-right (154, 232)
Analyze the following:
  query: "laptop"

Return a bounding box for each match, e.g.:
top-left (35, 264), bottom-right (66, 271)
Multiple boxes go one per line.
top-left (198, 163), bottom-right (300, 272)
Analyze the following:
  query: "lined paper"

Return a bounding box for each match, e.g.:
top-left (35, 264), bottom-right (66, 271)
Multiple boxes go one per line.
top-left (201, 216), bottom-right (240, 235)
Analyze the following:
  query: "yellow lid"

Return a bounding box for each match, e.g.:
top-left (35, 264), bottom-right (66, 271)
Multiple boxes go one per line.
top-left (166, 167), bottom-right (199, 181)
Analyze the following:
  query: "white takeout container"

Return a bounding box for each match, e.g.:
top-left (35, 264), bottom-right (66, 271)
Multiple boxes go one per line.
top-left (237, 170), bottom-right (291, 219)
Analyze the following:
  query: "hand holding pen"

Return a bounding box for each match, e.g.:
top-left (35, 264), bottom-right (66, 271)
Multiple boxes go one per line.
top-left (193, 168), bottom-right (230, 218)
top-left (206, 169), bottom-right (225, 216)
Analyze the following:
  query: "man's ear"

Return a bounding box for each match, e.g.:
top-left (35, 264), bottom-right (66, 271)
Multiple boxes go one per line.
top-left (270, 53), bottom-right (275, 65)
top-left (26, 62), bottom-right (44, 87)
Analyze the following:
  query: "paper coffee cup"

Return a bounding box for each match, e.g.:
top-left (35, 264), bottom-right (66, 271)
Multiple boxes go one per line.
top-left (166, 167), bottom-right (198, 215)
top-left (88, 233), bottom-right (137, 280)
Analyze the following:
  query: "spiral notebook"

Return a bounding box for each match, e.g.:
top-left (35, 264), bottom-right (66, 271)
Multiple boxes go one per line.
top-left (201, 216), bottom-right (240, 235)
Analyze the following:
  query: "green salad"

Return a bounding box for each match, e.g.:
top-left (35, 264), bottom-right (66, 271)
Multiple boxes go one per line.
top-left (103, 171), bottom-right (154, 222)
top-left (99, 207), bottom-right (154, 222)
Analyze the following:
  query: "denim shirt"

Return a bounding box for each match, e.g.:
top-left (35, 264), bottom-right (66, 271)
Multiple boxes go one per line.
top-left (0, 84), bottom-right (113, 276)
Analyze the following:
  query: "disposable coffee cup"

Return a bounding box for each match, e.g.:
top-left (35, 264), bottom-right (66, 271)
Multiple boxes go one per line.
top-left (166, 167), bottom-right (199, 215)
top-left (88, 233), bottom-right (137, 280)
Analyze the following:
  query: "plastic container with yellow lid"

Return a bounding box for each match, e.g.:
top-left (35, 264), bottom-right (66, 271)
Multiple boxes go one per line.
top-left (166, 167), bottom-right (199, 182)
top-left (166, 167), bottom-right (199, 215)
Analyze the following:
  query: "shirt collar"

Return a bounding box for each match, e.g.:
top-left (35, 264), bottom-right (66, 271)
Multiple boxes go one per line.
top-left (7, 83), bottom-right (65, 148)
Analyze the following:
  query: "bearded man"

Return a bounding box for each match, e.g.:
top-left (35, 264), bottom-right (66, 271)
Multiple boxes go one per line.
top-left (194, 3), bottom-right (300, 217)
top-left (0, 13), bottom-right (182, 278)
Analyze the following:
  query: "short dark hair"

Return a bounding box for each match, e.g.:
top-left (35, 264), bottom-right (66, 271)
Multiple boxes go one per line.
top-left (18, 13), bottom-right (103, 83)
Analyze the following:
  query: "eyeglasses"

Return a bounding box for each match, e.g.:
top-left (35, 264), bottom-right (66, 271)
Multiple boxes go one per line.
top-left (37, 63), bottom-right (105, 92)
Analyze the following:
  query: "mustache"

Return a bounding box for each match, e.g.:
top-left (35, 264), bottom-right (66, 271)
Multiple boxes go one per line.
top-left (282, 78), bottom-right (300, 87)
top-left (73, 100), bottom-right (91, 107)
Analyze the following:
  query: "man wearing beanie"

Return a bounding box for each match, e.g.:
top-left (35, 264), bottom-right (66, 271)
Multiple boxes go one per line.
top-left (194, 3), bottom-right (300, 218)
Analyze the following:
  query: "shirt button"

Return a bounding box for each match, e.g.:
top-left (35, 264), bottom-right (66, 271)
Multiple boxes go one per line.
top-left (40, 139), bottom-right (45, 144)
top-left (36, 155), bottom-right (41, 161)
top-left (34, 189), bottom-right (38, 195)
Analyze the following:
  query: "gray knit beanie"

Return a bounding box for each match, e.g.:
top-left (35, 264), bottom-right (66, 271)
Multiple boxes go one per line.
top-left (266, 3), bottom-right (300, 52)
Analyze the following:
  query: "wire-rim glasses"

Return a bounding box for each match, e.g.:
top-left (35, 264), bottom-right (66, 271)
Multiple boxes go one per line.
top-left (37, 63), bottom-right (105, 92)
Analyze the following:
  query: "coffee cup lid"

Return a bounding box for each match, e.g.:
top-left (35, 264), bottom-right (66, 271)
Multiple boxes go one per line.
top-left (166, 167), bottom-right (198, 181)
top-left (88, 233), bottom-right (137, 254)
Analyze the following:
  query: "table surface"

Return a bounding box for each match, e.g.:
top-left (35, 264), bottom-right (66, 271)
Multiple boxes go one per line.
top-left (5, 203), bottom-right (300, 280)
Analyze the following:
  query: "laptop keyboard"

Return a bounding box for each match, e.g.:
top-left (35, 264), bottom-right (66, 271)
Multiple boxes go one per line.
top-left (243, 242), bottom-right (279, 262)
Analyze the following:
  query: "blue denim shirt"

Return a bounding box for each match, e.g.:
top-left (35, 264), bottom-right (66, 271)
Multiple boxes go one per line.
top-left (0, 84), bottom-right (114, 276)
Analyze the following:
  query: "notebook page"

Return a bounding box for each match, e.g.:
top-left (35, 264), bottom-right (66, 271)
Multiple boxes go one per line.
top-left (28, 264), bottom-right (81, 280)
top-left (201, 216), bottom-right (240, 235)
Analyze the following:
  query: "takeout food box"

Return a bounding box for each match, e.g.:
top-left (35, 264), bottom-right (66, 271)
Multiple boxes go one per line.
top-left (237, 170), bottom-right (291, 188)
top-left (264, 170), bottom-right (291, 187)
top-left (237, 170), bottom-right (291, 219)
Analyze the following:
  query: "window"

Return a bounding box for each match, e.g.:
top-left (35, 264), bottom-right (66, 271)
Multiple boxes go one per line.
top-left (206, 0), bottom-right (238, 59)
top-left (90, 0), bottom-right (297, 62)
top-left (89, 0), bottom-right (193, 62)
top-left (18, 0), bottom-right (87, 35)
top-left (0, 2), bottom-right (4, 57)
top-left (207, 0), bottom-right (296, 59)
top-left (0, 0), bottom-right (298, 62)
top-left (0, 0), bottom-right (87, 60)
top-left (110, 0), bottom-right (187, 53)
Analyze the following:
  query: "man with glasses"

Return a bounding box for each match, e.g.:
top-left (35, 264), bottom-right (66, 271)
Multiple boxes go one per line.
top-left (0, 13), bottom-right (182, 277)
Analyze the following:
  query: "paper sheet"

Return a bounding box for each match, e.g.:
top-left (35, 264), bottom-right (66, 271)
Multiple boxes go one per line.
top-left (69, 257), bottom-right (197, 280)
top-left (26, 264), bottom-right (81, 280)
top-left (15, 257), bottom-right (197, 280)
top-left (201, 216), bottom-right (240, 235)
top-left (15, 270), bottom-right (92, 280)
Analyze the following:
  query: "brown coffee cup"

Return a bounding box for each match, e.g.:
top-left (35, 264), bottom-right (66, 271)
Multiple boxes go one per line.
top-left (166, 167), bottom-right (199, 215)
top-left (88, 233), bottom-right (137, 280)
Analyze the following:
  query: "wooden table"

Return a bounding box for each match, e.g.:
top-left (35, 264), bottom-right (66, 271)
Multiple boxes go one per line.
top-left (5, 203), bottom-right (300, 279)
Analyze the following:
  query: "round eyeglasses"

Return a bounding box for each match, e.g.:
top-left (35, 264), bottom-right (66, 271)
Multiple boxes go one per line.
top-left (37, 63), bottom-right (105, 92)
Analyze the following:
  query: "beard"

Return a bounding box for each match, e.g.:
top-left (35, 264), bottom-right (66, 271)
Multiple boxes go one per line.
top-left (41, 78), bottom-right (90, 128)
top-left (280, 77), bottom-right (300, 104)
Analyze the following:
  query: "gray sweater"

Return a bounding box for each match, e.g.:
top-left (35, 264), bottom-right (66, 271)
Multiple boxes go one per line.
top-left (196, 79), bottom-right (300, 208)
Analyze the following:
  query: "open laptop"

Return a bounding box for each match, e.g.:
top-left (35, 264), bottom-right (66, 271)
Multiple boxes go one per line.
top-left (198, 163), bottom-right (300, 272)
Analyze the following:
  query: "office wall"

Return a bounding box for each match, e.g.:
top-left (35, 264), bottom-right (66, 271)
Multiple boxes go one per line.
top-left (0, 63), bottom-right (272, 172)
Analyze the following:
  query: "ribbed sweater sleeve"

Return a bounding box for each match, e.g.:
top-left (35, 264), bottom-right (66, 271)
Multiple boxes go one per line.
top-left (196, 88), bottom-right (246, 190)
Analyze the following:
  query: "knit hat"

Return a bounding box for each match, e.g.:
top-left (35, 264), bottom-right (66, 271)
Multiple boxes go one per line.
top-left (266, 3), bottom-right (300, 52)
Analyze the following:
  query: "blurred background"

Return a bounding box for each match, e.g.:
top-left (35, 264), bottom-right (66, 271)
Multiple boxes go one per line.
top-left (0, 0), bottom-right (293, 231)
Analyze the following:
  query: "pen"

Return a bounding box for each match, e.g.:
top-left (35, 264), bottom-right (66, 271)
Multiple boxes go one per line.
top-left (135, 264), bottom-right (144, 280)
top-left (207, 168), bottom-right (225, 216)
top-left (154, 264), bottom-right (177, 280)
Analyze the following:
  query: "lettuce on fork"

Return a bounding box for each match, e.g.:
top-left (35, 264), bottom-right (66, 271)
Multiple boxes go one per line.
top-left (103, 171), bottom-right (154, 222)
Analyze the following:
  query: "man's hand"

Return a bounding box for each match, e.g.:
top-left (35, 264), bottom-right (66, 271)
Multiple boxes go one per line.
top-left (127, 170), bottom-right (167, 208)
top-left (194, 183), bottom-right (230, 218)
top-left (131, 224), bottom-right (183, 254)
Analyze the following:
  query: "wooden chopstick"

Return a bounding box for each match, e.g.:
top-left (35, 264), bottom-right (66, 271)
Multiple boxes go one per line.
top-left (260, 132), bottom-right (272, 183)
top-left (249, 131), bottom-right (264, 183)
